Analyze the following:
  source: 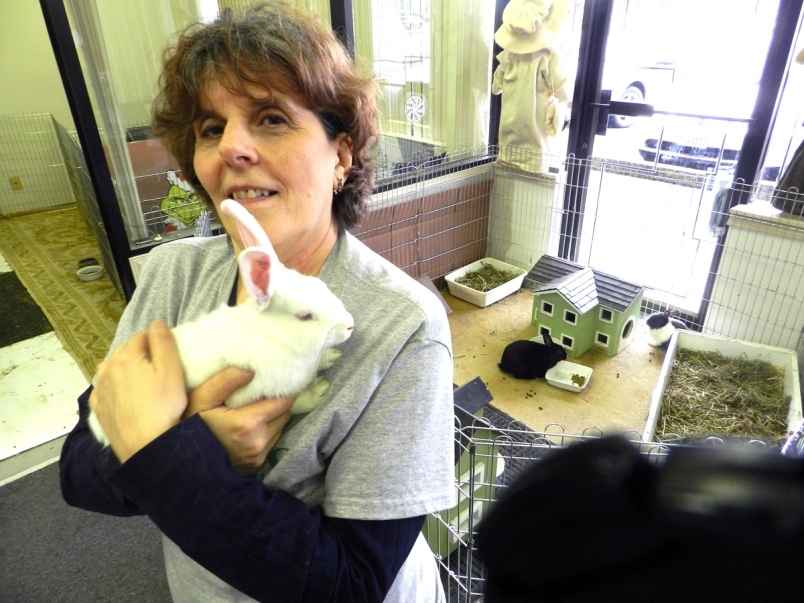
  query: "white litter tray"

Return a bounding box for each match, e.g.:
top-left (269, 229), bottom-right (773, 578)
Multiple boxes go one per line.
top-left (645, 330), bottom-right (802, 441)
top-left (445, 258), bottom-right (527, 308)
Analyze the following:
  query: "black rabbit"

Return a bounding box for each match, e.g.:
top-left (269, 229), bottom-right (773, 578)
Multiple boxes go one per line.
top-left (499, 330), bottom-right (568, 380)
top-left (646, 310), bottom-right (688, 350)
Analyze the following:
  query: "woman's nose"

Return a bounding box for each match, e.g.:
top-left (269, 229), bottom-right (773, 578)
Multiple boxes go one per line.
top-left (218, 123), bottom-right (258, 167)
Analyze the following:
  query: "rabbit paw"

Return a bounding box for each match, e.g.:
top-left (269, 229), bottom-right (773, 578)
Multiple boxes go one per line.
top-left (318, 348), bottom-right (342, 370)
top-left (290, 377), bottom-right (329, 414)
top-left (88, 411), bottom-right (111, 447)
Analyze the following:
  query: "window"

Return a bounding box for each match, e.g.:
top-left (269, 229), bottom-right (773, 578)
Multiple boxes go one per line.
top-left (596, 332), bottom-right (609, 347)
top-left (561, 334), bottom-right (574, 350)
top-left (599, 307), bottom-right (613, 322)
top-left (353, 0), bottom-right (495, 173)
top-left (541, 301), bottom-right (554, 316)
top-left (564, 309), bottom-right (577, 325)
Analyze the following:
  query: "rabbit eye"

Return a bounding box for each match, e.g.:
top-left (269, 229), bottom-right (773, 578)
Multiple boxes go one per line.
top-left (295, 312), bottom-right (314, 321)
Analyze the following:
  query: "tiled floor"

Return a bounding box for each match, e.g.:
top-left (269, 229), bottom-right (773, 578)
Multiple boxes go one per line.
top-left (0, 251), bottom-right (88, 485)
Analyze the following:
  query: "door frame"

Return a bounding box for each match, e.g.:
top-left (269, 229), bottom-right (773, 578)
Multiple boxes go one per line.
top-left (562, 0), bottom-right (804, 324)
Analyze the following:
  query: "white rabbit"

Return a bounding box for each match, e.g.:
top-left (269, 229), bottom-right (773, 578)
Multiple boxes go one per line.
top-left (89, 198), bottom-right (354, 447)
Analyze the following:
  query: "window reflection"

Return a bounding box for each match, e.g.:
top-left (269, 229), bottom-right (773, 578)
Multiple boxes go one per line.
top-left (354, 0), bottom-right (495, 177)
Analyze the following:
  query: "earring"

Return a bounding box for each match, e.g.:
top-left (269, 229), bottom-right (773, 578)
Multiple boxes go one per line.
top-left (333, 178), bottom-right (344, 195)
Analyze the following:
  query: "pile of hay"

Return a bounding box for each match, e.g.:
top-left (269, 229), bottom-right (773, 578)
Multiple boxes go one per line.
top-left (657, 348), bottom-right (790, 442)
top-left (455, 262), bottom-right (518, 292)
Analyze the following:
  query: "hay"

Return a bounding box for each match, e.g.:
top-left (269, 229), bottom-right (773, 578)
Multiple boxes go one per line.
top-left (657, 348), bottom-right (790, 442)
top-left (455, 262), bottom-right (518, 292)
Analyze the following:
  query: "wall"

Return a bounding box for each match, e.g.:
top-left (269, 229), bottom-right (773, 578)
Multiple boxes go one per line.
top-left (487, 168), bottom-right (562, 271)
top-left (0, 3), bottom-right (76, 216)
top-left (352, 164), bottom-right (493, 288)
top-left (0, 2), bottom-right (74, 130)
top-left (0, 114), bottom-right (74, 216)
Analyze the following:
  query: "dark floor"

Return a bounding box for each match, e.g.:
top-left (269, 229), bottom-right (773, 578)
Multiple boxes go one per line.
top-left (0, 270), bottom-right (53, 348)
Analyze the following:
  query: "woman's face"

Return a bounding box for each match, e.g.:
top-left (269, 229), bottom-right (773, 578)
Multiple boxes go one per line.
top-left (193, 79), bottom-right (352, 273)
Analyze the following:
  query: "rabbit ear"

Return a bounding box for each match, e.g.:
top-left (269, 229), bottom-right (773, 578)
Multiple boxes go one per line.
top-left (220, 199), bottom-right (278, 259)
top-left (542, 330), bottom-right (553, 346)
top-left (238, 248), bottom-right (274, 309)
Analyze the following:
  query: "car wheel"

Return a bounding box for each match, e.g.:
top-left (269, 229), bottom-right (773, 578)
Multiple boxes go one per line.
top-left (608, 85), bottom-right (644, 129)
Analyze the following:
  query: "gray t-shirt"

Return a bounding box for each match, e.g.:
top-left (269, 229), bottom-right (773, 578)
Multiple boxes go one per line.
top-left (111, 232), bottom-right (456, 602)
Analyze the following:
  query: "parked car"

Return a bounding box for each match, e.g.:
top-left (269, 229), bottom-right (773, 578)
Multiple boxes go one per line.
top-left (602, 63), bottom-right (675, 128)
top-left (636, 117), bottom-right (746, 172)
top-left (633, 73), bottom-right (804, 180)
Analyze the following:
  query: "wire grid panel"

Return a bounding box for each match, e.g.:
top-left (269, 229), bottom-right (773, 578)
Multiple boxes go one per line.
top-left (353, 147), bottom-right (496, 287)
top-left (0, 113), bottom-right (75, 216)
top-left (427, 417), bottom-right (674, 602)
top-left (491, 150), bottom-right (804, 354)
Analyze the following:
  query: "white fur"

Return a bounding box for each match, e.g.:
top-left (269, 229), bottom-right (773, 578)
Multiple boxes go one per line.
top-left (89, 199), bottom-right (354, 447)
top-left (647, 323), bottom-right (675, 348)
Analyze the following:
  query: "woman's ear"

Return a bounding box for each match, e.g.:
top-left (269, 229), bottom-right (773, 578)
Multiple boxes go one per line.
top-left (334, 133), bottom-right (353, 181)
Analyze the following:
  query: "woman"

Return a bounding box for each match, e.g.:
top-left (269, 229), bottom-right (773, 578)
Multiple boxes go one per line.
top-left (59, 4), bottom-right (456, 602)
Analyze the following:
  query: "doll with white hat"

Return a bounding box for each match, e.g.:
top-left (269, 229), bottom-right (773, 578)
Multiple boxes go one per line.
top-left (771, 47), bottom-right (804, 216)
top-left (492, 0), bottom-right (570, 173)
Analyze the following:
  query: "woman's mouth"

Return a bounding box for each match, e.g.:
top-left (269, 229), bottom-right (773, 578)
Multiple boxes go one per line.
top-left (230, 189), bottom-right (275, 200)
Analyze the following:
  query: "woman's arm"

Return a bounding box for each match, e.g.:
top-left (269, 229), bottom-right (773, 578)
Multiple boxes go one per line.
top-left (109, 421), bottom-right (423, 602)
top-left (61, 389), bottom-right (423, 601)
top-left (59, 385), bottom-right (145, 517)
top-left (62, 320), bottom-right (429, 602)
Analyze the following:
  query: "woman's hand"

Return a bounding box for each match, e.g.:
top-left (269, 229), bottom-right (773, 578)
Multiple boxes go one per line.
top-left (90, 320), bottom-right (188, 464)
top-left (183, 368), bottom-right (294, 476)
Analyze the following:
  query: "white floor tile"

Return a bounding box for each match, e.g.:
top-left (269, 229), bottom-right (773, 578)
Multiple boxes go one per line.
top-left (0, 250), bottom-right (11, 274)
top-left (0, 331), bottom-right (88, 461)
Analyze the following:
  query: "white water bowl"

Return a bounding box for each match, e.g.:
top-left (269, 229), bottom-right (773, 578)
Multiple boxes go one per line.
top-left (77, 265), bottom-right (103, 282)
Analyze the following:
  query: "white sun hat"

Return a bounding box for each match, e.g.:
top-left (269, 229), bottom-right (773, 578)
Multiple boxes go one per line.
top-left (494, 0), bottom-right (568, 54)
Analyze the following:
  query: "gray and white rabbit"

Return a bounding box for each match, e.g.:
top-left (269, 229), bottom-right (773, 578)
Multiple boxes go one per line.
top-left (499, 330), bottom-right (568, 380)
top-left (89, 198), bottom-right (354, 447)
top-left (646, 310), bottom-right (687, 350)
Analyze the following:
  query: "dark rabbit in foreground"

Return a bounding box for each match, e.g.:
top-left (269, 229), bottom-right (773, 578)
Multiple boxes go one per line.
top-left (646, 309), bottom-right (688, 350)
top-left (499, 330), bottom-right (568, 379)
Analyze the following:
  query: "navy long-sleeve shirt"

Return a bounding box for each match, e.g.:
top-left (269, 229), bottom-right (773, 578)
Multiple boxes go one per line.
top-left (60, 386), bottom-right (423, 602)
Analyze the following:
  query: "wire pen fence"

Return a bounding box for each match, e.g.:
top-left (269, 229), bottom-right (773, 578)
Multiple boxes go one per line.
top-left (430, 410), bottom-right (775, 601)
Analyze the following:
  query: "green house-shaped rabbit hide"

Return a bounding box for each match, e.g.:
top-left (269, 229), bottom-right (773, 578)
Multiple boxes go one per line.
top-left (527, 255), bottom-right (644, 359)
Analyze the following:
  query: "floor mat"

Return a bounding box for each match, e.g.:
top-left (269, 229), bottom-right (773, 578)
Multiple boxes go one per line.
top-left (0, 271), bottom-right (53, 348)
top-left (0, 332), bottom-right (87, 461)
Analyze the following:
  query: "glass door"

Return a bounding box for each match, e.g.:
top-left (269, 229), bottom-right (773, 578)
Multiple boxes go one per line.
top-left (573, 0), bottom-right (783, 317)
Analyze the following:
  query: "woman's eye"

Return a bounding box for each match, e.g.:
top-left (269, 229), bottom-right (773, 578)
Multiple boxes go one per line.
top-left (261, 113), bottom-right (288, 127)
top-left (198, 123), bottom-right (223, 138)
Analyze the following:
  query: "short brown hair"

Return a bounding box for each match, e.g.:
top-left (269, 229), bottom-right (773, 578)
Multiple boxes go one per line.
top-left (152, 2), bottom-right (378, 230)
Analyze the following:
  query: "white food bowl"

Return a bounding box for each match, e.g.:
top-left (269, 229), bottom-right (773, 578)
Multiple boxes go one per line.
top-left (77, 265), bottom-right (103, 282)
top-left (545, 360), bottom-right (593, 393)
top-left (445, 258), bottom-right (527, 308)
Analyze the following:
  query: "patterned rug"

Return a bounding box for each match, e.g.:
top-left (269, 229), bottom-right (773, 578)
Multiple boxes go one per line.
top-left (0, 207), bottom-right (125, 380)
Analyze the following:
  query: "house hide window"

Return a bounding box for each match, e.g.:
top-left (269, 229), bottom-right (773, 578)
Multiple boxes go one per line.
top-left (599, 307), bottom-right (613, 323)
top-left (561, 334), bottom-right (574, 350)
top-left (564, 309), bottom-right (577, 325)
top-left (541, 300), bottom-right (554, 316)
top-left (596, 332), bottom-right (609, 346)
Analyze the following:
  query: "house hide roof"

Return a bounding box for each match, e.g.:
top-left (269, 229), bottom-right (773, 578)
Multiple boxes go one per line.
top-left (529, 255), bottom-right (644, 313)
top-left (535, 267), bottom-right (598, 314)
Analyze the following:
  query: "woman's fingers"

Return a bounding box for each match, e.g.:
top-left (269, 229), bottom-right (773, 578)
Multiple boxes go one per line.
top-left (90, 321), bottom-right (188, 463)
top-left (197, 395), bottom-right (295, 476)
top-left (184, 367), bottom-right (255, 419)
